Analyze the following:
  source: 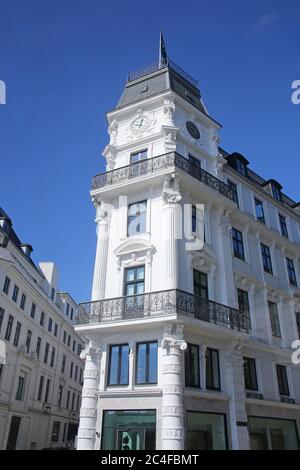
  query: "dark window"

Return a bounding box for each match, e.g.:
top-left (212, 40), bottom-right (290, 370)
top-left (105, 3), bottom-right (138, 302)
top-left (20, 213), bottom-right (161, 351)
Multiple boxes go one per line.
top-left (66, 390), bottom-right (70, 409)
top-left (108, 344), bottom-right (129, 386)
top-left (286, 257), bottom-right (297, 286)
top-left (261, 244), bottom-right (273, 274)
top-left (63, 331), bottom-right (66, 344)
top-left (12, 285), bottom-right (19, 303)
top-left (124, 266), bottom-right (145, 296)
top-left (15, 376), bottom-right (25, 400)
top-left (13, 322), bottom-right (22, 347)
top-left (255, 198), bottom-right (265, 223)
top-left (77, 344), bottom-right (82, 356)
top-left (66, 303), bottom-right (69, 316)
top-left (44, 379), bottom-right (51, 403)
top-left (30, 303), bottom-right (36, 319)
top-left (279, 214), bottom-right (288, 238)
top-left (296, 313), bottom-right (300, 339)
top-left (72, 340), bottom-right (76, 352)
top-left (0, 364), bottom-right (3, 381)
top-left (40, 311), bottom-right (45, 326)
top-left (25, 330), bottom-right (32, 353)
top-left (276, 365), bottom-right (290, 396)
top-left (67, 335), bottom-right (71, 347)
top-left (63, 423), bottom-right (67, 442)
top-left (20, 293), bottom-right (26, 310)
top-left (79, 368), bottom-right (83, 384)
top-left (50, 347), bottom-right (55, 367)
top-left (268, 301), bottom-right (281, 338)
top-left (232, 228), bottom-right (245, 260)
top-left (227, 180), bottom-right (239, 206)
top-left (189, 154), bottom-right (201, 179)
top-left (54, 323), bottom-right (58, 337)
top-left (5, 315), bottom-right (14, 341)
top-left (44, 342), bottom-right (49, 364)
top-left (0, 307), bottom-right (4, 333)
top-left (185, 344), bottom-right (200, 388)
top-left (130, 149), bottom-right (148, 164)
top-left (272, 184), bottom-right (282, 202)
top-left (71, 392), bottom-right (75, 411)
top-left (236, 158), bottom-right (248, 177)
top-left (128, 201), bottom-right (147, 236)
top-left (51, 422), bottom-right (60, 442)
top-left (76, 394), bottom-right (80, 412)
top-left (37, 376), bottom-right (44, 401)
top-left (206, 348), bottom-right (221, 391)
top-left (58, 384), bottom-right (63, 406)
top-left (51, 288), bottom-right (55, 301)
top-left (193, 270), bottom-right (208, 299)
top-left (243, 357), bottom-right (258, 391)
top-left (75, 365), bottom-right (78, 382)
top-left (70, 362), bottom-right (73, 379)
top-left (192, 205), bottom-right (197, 233)
top-left (61, 355), bottom-right (66, 373)
top-left (70, 308), bottom-right (74, 321)
top-left (136, 341), bottom-right (158, 385)
top-left (237, 289), bottom-right (250, 316)
top-left (3, 276), bottom-right (10, 294)
top-left (36, 337), bottom-right (41, 359)
top-left (48, 318), bottom-right (52, 333)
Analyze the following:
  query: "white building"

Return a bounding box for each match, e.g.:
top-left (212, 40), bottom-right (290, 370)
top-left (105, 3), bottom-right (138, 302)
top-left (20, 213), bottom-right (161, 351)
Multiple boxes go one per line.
top-left (75, 43), bottom-right (300, 450)
top-left (0, 208), bottom-right (84, 450)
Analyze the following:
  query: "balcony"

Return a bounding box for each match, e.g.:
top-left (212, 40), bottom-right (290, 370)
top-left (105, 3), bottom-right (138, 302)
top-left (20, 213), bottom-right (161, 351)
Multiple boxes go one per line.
top-left (92, 152), bottom-right (235, 201)
top-left (76, 289), bottom-right (250, 333)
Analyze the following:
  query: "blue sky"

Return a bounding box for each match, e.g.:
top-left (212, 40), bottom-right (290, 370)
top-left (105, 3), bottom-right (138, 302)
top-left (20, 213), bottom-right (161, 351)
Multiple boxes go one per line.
top-left (0, 0), bottom-right (299, 302)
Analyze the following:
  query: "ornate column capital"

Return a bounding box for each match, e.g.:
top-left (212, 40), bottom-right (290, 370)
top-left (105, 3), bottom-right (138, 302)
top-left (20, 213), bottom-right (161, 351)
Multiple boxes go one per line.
top-left (161, 323), bottom-right (187, 353)
top-left (80, 340), bottom-right (103, 360)
top-left (162, 175), bottom-right (181, 207)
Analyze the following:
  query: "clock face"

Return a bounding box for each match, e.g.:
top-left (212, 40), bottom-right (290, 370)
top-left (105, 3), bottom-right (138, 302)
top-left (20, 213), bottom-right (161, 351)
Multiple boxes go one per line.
top-left (186, 121), bottom-right (200, 140)
top-left (131, 115), bottom-right (150, 133)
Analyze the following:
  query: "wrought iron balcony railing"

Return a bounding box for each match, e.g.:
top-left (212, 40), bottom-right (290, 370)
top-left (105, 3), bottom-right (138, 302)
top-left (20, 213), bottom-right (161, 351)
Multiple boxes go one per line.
top-left (76, 289), bottom-right (250, 333)
top-left (92, 152), bottom-right (234, 201)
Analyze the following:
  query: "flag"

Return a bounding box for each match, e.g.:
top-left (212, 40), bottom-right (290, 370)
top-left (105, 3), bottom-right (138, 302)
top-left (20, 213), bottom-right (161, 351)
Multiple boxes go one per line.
top-left (159, 31), bottom-right (168, 66)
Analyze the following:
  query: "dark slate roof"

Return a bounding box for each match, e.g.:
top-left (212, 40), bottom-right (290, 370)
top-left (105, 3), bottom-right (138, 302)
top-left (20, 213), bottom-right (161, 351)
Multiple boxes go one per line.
top-left (116, 60), bottom-right (208, 117)
top-left (0, 207), bottom-right (39, 271)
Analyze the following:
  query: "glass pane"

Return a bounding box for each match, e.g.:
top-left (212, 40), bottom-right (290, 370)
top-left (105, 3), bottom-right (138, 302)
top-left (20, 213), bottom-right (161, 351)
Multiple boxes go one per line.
top-left (120, 346), bottom-right (129, 384)
top-left (148, 343), bottom-right (158, 383)
top-left (137, 344), bottom-right (146, 383)
top-left (126, 284), bottom-right (135, 296)
top-left (187, 412), bottom-right (227, 450)
top-left (136, 267), bottom-right (145, 280)
top-left (108, 347), bottom-right (119, 385)
top-left (136, 282), bottom-right (144, 295)
top-left (249, 417), bottom-right (299, 450)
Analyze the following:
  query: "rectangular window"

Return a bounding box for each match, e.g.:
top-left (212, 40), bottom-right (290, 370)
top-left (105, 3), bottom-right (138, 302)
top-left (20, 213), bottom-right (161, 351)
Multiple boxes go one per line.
top-left (61, 355), bottom-right (66, 373)
top-left (296, 313), bottom-right (300, 339)
top-left (51, 422), bottom-right (60, 443)
top-left (71, 392), bottom-right (75, 410)
top-left (255, 198), bottom-right (265, 223)
top-left (20, 293), bottom-right (26, 310)
top-left (63, 331), bottom-right (67, 343)
top-left (192, 205), bottom-right (197, 234)
top-left (243, 357), bottom-right (258, 391)
top-left (76, 394), bottom-right (80, 412)
top-left (206, 348), bottom-right (221, 391)
top-left (236, 158), bottom-right (248, 177)
top-left (79, 368), bottom-right (83, 384)
top-left (30, 303), bottom-right (36, 319)
top-left (44, 342), bottom-right (49, 364)
top-left (127, 201), bottom-right (147, 236)
top-left (40, 311), bottom-right (45, 326)
top-left (70, 361), bottom-right (73, 379)
top-left (136, 341), bottom-right (158, 385)
top-left (36, 337), bottom-right (41, 359)
top-left (227, 180), bottom-right (239, 206)
top-left (58, 384), bottom-right (63, 406)
top-left (268, 301), bottom-right (281, 338)
top-left (279, 214), bottom-right (289, 238)
top-left (124, 266), bottom-right (145, 297)
top-left (189, 154), bottom-right (201, 179)
top-left (77, 344), bottom-right (82, 356)
top-left (130, 149), bottom-right (148, 164)
top-left (13, 322), bottom-right (22, 347)
top-left (272, 184), bottom-right (282, 202)
top-left (193, 270), bottom-right (208, 299)
top-left (44, 379), bottom-right (51, 403)
top-left (261, 244), bottom-right (273, 274)
top-left (70, 308), bottom-right (74, 321)
top-left (3, 276), bottom-right (10, 294)
top-left (50, 347), bottom-right (55, 367)
top-left (187, 412), bottom-right (227, 450)
top-left (67, 335), bottom-right (71, 347)
top-left (276, 365), bottom-right (290, 396)
top-left (12, 285), bottom-right (19, 303)
top-left (249, 417), bottom-right (299, 450)
top-left (51, 288), bottom-right (55, 301)
top-left (238, 289), bottom-right (250, 317)
top-left (66, 303), bottom-right (70, 316)
top-left (15, 376), bottom-right (25, 401)
top-left (66, 390), bottom-right (70, 409)
top-left (72, 340), bottom-right (76, 352)
top-left (54, 323), bottom-right (58, 337)
top-left (5, 315), bottom-right (14, 341)
top-left (185, 343), bottom-right (200, 388)
top-left (26, 330), bottom-right (32, 353)
top-left (37, 376), bottom-right (44, 401)
top-left (48, 318), bottom-right (52, 333)
top-left (108, 344), bottom-right (129, 386)
top-left (0, 307), bottom-right (4, 333)
top-left (75, 365), bottom-right (78, 382)
top-left (232, 228), bottom-right (245, 260)
top-left (286, 257), bottom-right (297, 286)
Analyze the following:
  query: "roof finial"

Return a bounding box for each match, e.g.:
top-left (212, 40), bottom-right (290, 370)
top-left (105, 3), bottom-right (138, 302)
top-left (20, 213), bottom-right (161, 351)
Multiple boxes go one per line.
top-left (159, 31), bottom-right (168, 68)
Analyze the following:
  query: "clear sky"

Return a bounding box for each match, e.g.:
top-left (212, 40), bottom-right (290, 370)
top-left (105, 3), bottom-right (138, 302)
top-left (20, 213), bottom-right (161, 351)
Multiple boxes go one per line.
top-left (0, 0), bottom-right (299, 302)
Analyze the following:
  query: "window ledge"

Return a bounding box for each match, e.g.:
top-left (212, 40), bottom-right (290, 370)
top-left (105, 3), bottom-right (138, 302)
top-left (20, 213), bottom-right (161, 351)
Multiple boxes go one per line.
top-left (184, 388), bottom-right (230, 401)
top-left (98, 388), bottom-right (162, 399)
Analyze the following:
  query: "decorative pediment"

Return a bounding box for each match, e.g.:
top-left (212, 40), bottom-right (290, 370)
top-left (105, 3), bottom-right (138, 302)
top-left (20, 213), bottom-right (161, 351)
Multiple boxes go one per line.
top-left (113, 238), bottom-right (155, 271)
top-left (191, 244), bottom-right (216, 273)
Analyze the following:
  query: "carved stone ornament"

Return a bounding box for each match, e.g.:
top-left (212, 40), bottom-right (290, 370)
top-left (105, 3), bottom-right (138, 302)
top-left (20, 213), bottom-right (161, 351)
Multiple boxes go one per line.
top-left (163, 99), bottom-right (175, 126)
top-left (108, 119), bottom-right (118, 146)
top-left (92, 198), bottom-right (109, 225)
top-left (80, 341), bottom-right (102, 360)
top-left (161, 323), bottom-right (187, 352)
top-left (162, 175), bottom-right (181, 207)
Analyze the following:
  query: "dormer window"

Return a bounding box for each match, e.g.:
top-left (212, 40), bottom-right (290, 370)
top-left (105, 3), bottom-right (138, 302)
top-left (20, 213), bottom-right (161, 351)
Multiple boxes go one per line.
top-left (235, 158), bottom-right (248, 177)
top-left (227, 152), bottom-right (249, 177)
top-left (271, 182), bottom-right (282, 202)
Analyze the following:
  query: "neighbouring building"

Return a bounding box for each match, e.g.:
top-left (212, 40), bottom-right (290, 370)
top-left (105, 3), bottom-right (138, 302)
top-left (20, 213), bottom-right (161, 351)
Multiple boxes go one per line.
top-left (75, 39), bottom-right (300, 450)
top-left (0, 207), bottom-right (84, 450)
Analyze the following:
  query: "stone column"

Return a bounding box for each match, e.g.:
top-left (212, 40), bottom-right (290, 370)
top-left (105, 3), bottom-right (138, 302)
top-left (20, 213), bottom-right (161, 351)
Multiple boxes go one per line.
top-left (77, 342), bottom-right (102, 450)
top-left (161, 324), bottom-right (186, 450)
top-left (162, 176), bottom-right (181, 291)
top-left (91, 198), bottom-right (109, 301)
top-left (224, 343), bottom-right (249, 450)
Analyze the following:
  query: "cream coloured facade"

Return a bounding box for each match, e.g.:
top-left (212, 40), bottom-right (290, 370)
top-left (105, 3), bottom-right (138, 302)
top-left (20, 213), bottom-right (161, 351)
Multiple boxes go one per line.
top-left (0, 209), bottom-right (84, 449)
top-left (75, 50), bottom-right (300, 450)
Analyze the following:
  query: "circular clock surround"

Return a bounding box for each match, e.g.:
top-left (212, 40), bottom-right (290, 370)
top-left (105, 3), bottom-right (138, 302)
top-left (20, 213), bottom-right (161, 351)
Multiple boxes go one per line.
top-left (131, 115), bottom-right (150, 133)
top-left (186, 121), bottom-right (200, 140)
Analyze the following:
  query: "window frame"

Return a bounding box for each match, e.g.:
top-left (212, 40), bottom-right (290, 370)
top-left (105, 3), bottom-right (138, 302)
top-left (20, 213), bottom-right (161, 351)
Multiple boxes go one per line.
top-left (278, 214), bottom-right (289, 238)
top-left (255, 198), bottom-right (265, 224)
top-left (107, 343), bottom-right (130, 386)
top-left (185, 343), bottom-right (200, 388)
top-left (130, 149), bottom-right (148, 164)
top-left (206, 348), bottom-right (221, 391)
top-left (127, 200), bottom-right (147, 237)
top-left (13, 322), bottom-right (22, 347)
top-left (3, 276), bottom-right (10, 295)
top-left (268, 301), bottom-right (281, 338)
top-left (123, 266), bottom-right (145, 297)
top-left (232, 228), bottom-right (245, 261)
top-left (243, 357), bottom-right (258, 391)
top-left (286, 257), bottom-right (297, 287)
top-left (193, 269), bottom-right (208, 299)
top-left (135, 341), bottom-right (158, 385)
top-left (261, 243), bottom-right (273, 275)
top-left (276, 364), bottom-right (290, 397)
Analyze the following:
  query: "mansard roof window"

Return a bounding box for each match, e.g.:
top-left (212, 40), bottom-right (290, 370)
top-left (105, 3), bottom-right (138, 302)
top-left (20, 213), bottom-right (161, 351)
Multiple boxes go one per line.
top-left (262, 179), bottom-right (283, 203)
top-left (227, 152), bottom-right (249, 177)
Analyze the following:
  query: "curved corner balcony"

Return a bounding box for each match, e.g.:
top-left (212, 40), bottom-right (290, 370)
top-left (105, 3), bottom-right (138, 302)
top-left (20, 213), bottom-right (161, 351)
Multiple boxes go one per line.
top-left (76, 289), bottom-right (250, 333)
top-left (92, 152), bottom-right (235, 201)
